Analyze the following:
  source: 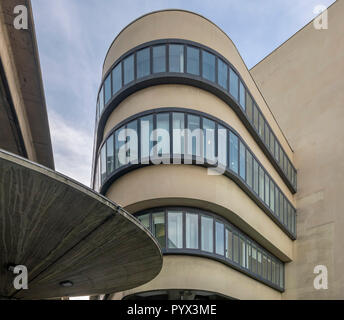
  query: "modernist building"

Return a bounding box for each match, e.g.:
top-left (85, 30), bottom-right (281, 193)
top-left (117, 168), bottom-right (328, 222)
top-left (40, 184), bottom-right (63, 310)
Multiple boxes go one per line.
top-left (92, 1), bottom-right (344, 300)
top-left (92, 9), bottom-right (300, 300)
top-left (0, 0), bottom-right (162, 300)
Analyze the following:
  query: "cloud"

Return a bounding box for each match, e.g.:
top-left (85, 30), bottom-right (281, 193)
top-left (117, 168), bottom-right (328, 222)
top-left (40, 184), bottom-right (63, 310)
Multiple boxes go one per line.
top-left (49, 110), bottom-right (93, 187)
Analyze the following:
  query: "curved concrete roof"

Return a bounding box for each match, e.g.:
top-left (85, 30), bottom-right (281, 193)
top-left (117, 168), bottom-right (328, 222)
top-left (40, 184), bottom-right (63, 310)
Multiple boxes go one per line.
top-left (0, 149), bottom-right (162, 299)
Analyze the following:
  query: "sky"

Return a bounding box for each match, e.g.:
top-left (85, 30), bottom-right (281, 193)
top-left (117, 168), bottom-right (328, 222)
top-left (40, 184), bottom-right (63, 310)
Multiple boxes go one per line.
top-left (31, 0), bottom-right (335, 187)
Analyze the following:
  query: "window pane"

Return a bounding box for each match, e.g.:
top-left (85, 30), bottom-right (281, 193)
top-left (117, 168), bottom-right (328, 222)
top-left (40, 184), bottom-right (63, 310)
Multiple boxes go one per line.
top-left (225, 229), bottom-right (232, 260)
top-left (115, 126), bottom-right (125, 169)
top-left (202, 50), bottom-right (215, 82)
top-left (112, 63), bottom-right (122, 94)
top-left (257, 251), bottom-right (262, 276)
top-left (203, 118), bottom-right (215, 162)
top-left (264, 123), bottom-right (269, 146)
top-left (275, 186), bottom-right (280, 217)
top-left (215, 222), bottom-right (224, 255)
top-left (217, 58), bottom-right (228, 90)
top-left (187, 114), bottom-right (201, 157)
top-left (272, 260), bottom-right (276, 284)
top-left (186, 212), bottom-right (198, 249)
top-left (140, 115), bottom-right (153, 162)
top-left (218, 125), bottom-right (227, 167)
top-left (240, 237), bottom-right (246, 268)
top-left (239, 141), bottom-right (246, 180)
top-left (156, 113), bottom-right (170, 157)
top-left (229, 68), bottom-right (238, 100)
top-left (153, 212), bottom-right (165, 249)
top-left (253, 104), bottom-right (259, 132)
top-left (168, 211), bottom-right (183, 249)
top-left (106, 134), bottom-right (114, 174)
top-left (259, 166), bottom-right (265, 200)
top-left (137, 47), bottom-right (150, 78)
top-left (246, 150), bottom-right (253, 188)
top-left (100, 144), bottom-right (106, 184)
top-left (201, 216), bottom-right (213, 253)
top-left (253, 159), bottom-right (259, 195)
top-left (229, 131), bottom-right (238, 173)
top-left (251, 246), bottom-right (257, 274)
top-left (138, 214), bottom-right (150, 230)
top-left (265, 173), bottom-right (270, 206)
top-left (123, 54), bottom-right (134, 85)
top-left (270, 179), bottom-right (275, 211)
top-left (262, 254), bottom-right (267, 279)
top-left (126, 120), bottom-right (138, 163)
top-left (153, 45), bottom-right (166, 73)
top-left (173, 113), bottom-right (185, 155)
top-left (104, 74), bottom-right (111, 104)
top-left (258, 112), bottom-right (264, 138)
top-left (186, 46), bottom-right (200, 75)
top-left (246, 241), bottom-right (251, 270)
top-left (275, 140), bottom-right (280, 162)
top-left (233, 233), bottom-right (239, 263)
top-left (99, 87), bottom-right (104, 114)
top-left (270, 131), bottom-right (275, 155)
top-left (246, 92), bottom-right (253, 123)
top-left (267, 257), bottom-right (272, 282)
top-left (239, 81), bottom-right (245, 110)
top-left (169, 44), bottom-right (184, 72)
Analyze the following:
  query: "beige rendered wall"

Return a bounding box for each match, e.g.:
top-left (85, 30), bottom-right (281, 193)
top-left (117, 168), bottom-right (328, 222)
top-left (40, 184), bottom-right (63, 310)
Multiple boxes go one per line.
top-left (251, 1), bottom-right (343, 299)
top-left (111, 255), bottom-right (282, 300)
top-left (102, 9), bottom-right (294, 162)
top-left (106, 165), bottom-right (293, 262)
top-left (102, 84), bottom-right (295, 205)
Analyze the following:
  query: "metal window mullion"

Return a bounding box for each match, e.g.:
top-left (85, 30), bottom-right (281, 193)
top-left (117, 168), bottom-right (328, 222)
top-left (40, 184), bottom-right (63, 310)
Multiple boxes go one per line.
top-left (150, 46), bottom-right (153, 74)
top-left (199, 48), bottom-right (202, 78)
top-left (182, 209), bottom-right (186, 249)
top-left (215, 56), bottom-right (218, 85)
top-left (166, 44), bottom-right (169, 73)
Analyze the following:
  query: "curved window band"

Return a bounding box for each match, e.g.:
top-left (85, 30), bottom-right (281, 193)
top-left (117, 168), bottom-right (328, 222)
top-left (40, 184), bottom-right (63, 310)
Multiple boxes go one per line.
top-left (94, 39), bottom-right (297, 193)
top-left (94, 108), bottom-right (296, 239)
top-left (135, 207), bottom-right (285, 292)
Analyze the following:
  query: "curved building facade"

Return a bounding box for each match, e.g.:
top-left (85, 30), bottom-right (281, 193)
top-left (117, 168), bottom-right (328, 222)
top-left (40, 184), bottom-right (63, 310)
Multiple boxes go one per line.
top-left (92, 10), bottom-right (297, 300)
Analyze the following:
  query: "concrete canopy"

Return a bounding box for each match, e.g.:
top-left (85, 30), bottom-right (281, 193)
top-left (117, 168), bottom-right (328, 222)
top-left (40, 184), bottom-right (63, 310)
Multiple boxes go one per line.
top-left (0, 149), bottom-right (162, 299)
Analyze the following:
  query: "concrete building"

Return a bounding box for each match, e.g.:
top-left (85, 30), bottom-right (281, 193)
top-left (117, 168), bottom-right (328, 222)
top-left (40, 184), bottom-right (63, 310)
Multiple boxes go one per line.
top-left (92, 2), bottom-right (343, 300)
top-left (0, 0), bottom-right (162, 300)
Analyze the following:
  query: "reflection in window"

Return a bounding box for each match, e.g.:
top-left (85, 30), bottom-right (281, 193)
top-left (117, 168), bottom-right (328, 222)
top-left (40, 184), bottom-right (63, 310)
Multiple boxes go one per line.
top-left (153, 45), bottom-right (166, 73)
top-left (153, 212), bottom-right (165, 248)
top-left (239, 141), bottom-right (246, 181)
top-left (246, 92), bottom-right (253, 123)
top-left (217, 58), bottom-right (228, 90)
top-left (140, 115), bottom-right (153, 162)
top-left (112, 63), bottom-right (122, 94)
top-left (270, 179), bottom-right (275, 211)
top-left (265, 173), bottom-right (270, 207)
top-left (106, 134), bottom-right (114, 174)
top-left (253, 104), bottom-right (259, 132)
top-left (258, 112), bottom-right (264, 138)
top-left (99, 87), bottom-right (104, 114)
top-left (202, 51), bottom-right (215, 82)
top-left (215, 222), bottom-right (224, 255)
top-left (225, 229), bottom-right (232, 260)
top-left (233, 233), bottom-right (239, 264)
top-left (123, 54), bottom-right (134, 85)
top-left (168, 211), bottom-right (183, 248)
top-left (138, 214), bottom-right (150, 229)
top-left (187, 114), bottom-right (201, 157)
top-left (203, 118), bottom-right (215, 163)
top-left (229, 132), bottom-right (238, 173)
top-left (115, 127), bottom-right (125, 169)
top-left (169, 44), bottom-right (184, 73)
top-left (137, 47), bottom-right (150, 78)
top-left (239, 81), bottom-right (245, 110)
top-left (100, 145), bottom-right (106, 184)
top-left (201, 216), bottom-right (213, 253)
top-left (156, 113), bottom-right (170, 157)
top-left (126, 120), bottom-right (138, 163)
top-left (186, 212), bottom-right (198, 249)
top-left (104, 74), bottom-right (111, 104)
top-left (240, 237), bottom-right (246, 268)
top-left (253, 158), bottom-right (259, 195)
top-left (172, 113), bottom-right (185, 156)
top-left (229, 68), bottom-right (238, 100)
top-left (186, 46), bottom-right (200, 75)
top-left (259, 166), bottom-right (265, 201)
top-left (246, 150), bottom-right (253, 188)
top-left (218, 125), bottom-right (227, 168)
